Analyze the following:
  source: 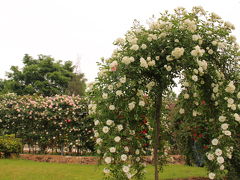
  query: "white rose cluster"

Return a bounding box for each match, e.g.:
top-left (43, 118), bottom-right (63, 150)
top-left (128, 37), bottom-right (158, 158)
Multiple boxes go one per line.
top-left (225, 81), bottom-right (235, 94)
top-left (209, 172), bottom-right (215, 179)
top-left (192, 34), bottom-right (201, 41)
top-left (197, 60), bottom-right (208, 72)
top-left (88, 103), bottom-right (97, 115)
top-left (183, 19), bottom-right (197, 32)
top-left (122, 56), bottom-right (135, 65)
top-left (179, 108), bottom-right (185, 114)
top-left (128, 101), bottom-right (136, 110)
top-left (191, 45), bottom-right (205, 57)
top-left (109, 60), bottom-right (118, 70)
top-left (233, 113), bottom-right (240, 122)
top-left (140, 58), bottom-right (148, 68)
top-left (171, 47), bottom-right (185, 59)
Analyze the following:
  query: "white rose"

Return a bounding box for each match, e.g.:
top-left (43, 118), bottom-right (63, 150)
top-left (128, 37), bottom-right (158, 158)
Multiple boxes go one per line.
top-left (207, 153), bottom-right (214, 161)
top-left (212, 139), bottom-right (219, 146)
top-left (208, 49), bottom-right (214, 54)
top-left (116, 90), bottom-right (123, 96)
top-left (139, 101), bottom-right (145, 107)
top-left (103, 168), bottom-right (110, 174)
top-left (140, 58), bottom-right (148, 68)
top-left (164, 65), bottom-right (172, 71)
top-left (114, 37), bottom-right (125, 45)
top-left (193, 69), bottom-right (198, 74)
top-left (166, 55), bottom-right (173, 61)
top-left (230, 104), bottom-right (236, 111)
top-left (223, 130), bottom-right (231, 136)
top-left (135, 149), bottom-right (140, 155)
top-left (141, 44), bottom-right (147, 49)
top-left (121, 154), bottom-right (128, 161)
top-left (213, 86), bottom-right (218, 93)
top-left (109, 105), bottom-right (115, 110)
top-left (148, 60), bottom-right (156, 66)
top-left (94, 120), bottom-right (100, 126)
top-left (117, 124), bottom-right (123, 131)
top-left (219, 116), bottom-right (226, 122)
top-left (109, 147), bottom-right (116, 153)
top-left (192, 34), bottom-right (201, 41)
top-left (220, 165), bottom-right (224, 170)
top-left (146, 81), bottom-right (155, 90)
top-left (209, 172), bottom-right (215, 179)
top-left (122, 165), bottom-right (130, 173)
top-left (227, 98), bottom-right (234, 105)
top-left (128, 101), bottom-right (136, 110)
top-left (179, 108), bottom-right (185, 114)
top-left (191, 45), bottom-right (205, 57)
top-left (225, 81), bottom-right (235, 93)
top-left (108, 85), bottom-right (113, 91)
top-left (106, 119), bottom-right (114, 126)
top-left (237, 92), bottom-right (240, 99)
top-left (120, 76), bottom-right (126, 83)
top-left (102, 126), bottom-right (110, 134)
top-left (130, 44), bottom-right (139, 51)
top-left (96, 138), bottom-right (103, 145)
top-left (192, 75), bottom-right (198, 82)
top-left (221, 123), bottom-right (229, 130)
top-left (233, 113), bottom-right (240, 122)
top-left (171, 47), bottom-right (185, 59)
top-left (122, 56), bottom-right (131, 65)
top-left (104, 157), bottom-right (112, 164)
top-left (217, 156), bottom-right (224, 164)
top-left (215, 149), bottom-right (222, 156)
top-left (124, 146), bottom-right (129, 152)
top-left (192, 110), bottom-right (197, 117)
top-left (212, 40), bottom-right (218, 46)
top-left (94, 131), bottom-right (99, 137)
top-left (114, 136), bottom-right (121, 142)
top-left (184, 93), bottom-right (190, 99)
top-left (102, 93), bottom-right (108, 99)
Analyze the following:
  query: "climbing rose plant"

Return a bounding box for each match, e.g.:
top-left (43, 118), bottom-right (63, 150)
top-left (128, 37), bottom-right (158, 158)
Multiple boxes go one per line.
top-left (88, 6), bottom-right (239, 180)
top-left (0, 93), bottom-right (94, 153)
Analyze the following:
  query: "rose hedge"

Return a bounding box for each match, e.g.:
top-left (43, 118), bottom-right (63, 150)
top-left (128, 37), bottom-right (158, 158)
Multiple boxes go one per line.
top-left (88, 6), bottom-right (239, 180)
top-left (0, 93), bottom-right (94, 154)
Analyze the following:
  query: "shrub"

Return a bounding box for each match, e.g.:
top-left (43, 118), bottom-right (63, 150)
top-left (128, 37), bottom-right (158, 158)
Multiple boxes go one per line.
top-left (0, 135), bottom-right (22, 158)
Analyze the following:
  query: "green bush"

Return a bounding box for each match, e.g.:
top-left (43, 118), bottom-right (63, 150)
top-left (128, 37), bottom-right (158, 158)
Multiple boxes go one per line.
top-left (0, 135), bottom-right (22, 158)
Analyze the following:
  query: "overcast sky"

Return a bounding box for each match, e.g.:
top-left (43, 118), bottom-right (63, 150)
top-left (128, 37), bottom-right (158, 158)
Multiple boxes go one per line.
top-left (0, 0), bottom-right (239, 83)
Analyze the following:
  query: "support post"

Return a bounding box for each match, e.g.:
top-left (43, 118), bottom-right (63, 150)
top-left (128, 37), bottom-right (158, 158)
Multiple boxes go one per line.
top-left (154, 90), bottom-right (163, 180)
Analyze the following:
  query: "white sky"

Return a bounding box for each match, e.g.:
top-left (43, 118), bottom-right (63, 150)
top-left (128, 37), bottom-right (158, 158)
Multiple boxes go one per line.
top-left (0, 0), bottom-right (240, 83)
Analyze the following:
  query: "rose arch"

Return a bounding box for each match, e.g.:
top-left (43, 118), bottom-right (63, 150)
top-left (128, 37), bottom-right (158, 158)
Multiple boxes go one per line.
top-left (88, 7), bottom-right (240, 180)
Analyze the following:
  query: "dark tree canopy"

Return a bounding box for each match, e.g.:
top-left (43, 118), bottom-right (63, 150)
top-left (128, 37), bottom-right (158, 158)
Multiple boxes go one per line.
top-left (3, 54), bottom-right (86, 96)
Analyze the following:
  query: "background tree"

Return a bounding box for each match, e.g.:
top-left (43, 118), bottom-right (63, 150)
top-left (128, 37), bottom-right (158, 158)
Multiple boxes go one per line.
top-left (2, 54), bottom-right (85, 96)
top-left (66, 61), bottom-right (87, 96)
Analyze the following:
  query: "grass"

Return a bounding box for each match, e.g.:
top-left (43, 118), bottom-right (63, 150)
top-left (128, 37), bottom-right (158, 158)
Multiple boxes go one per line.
top-left (0, 159), bottom-right (208, 180)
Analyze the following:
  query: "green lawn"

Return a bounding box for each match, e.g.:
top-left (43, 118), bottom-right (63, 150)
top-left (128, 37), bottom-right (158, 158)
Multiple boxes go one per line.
top-left (0, 159), bottom-right (208, 180)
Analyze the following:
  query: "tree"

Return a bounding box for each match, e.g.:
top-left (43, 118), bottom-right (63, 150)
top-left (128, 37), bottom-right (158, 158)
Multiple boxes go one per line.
top-left (66, 61), bottom-right (87, 96)
top-left (4, 54), bottom-right (76, 96)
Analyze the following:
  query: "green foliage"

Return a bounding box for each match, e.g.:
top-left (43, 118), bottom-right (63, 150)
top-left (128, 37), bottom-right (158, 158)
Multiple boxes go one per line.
top-left (66, 73), bottom-right (87, 96)
top-left (1, 54), bottom-right (85, 96)
top-left (0, 135), bottom-right (22, 158)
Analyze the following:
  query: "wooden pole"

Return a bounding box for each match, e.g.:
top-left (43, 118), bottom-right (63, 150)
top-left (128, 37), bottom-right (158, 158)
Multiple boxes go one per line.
top-left (154, 91), bottom-right (163, 180)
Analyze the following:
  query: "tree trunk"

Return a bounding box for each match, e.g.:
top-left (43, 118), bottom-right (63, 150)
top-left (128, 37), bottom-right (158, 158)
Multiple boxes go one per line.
top-left (154, 91), bottom-right (163, 180)
top-left (61, 144), bottom-right (64, 156)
